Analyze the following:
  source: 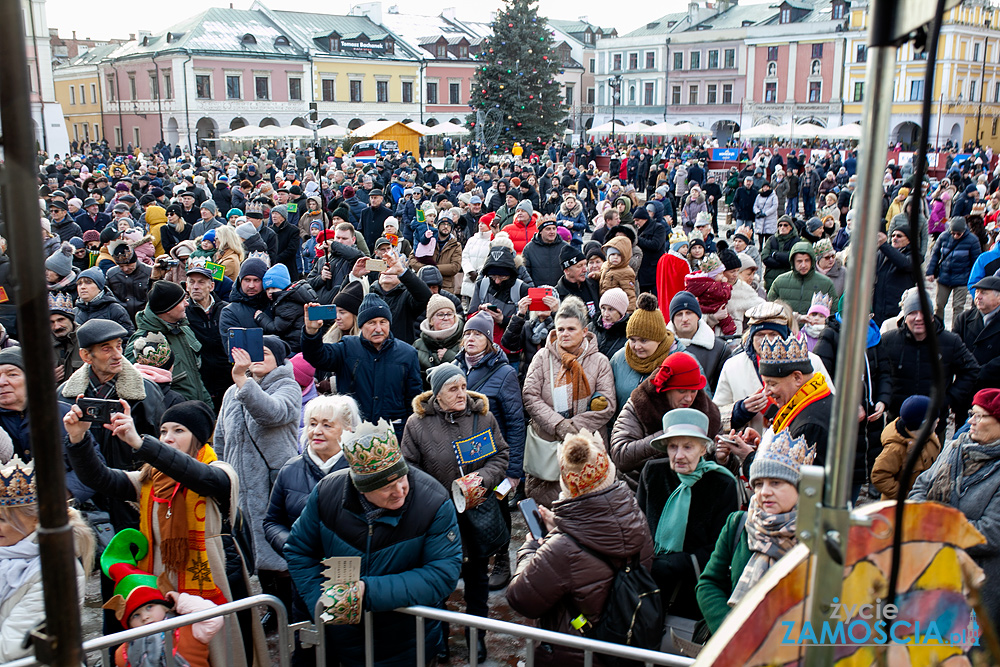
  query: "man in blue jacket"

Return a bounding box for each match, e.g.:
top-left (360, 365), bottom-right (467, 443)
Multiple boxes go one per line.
top-left (284, 420), bottom-right (462, 667)
top-left (301, 293), bottom-right (422, 440)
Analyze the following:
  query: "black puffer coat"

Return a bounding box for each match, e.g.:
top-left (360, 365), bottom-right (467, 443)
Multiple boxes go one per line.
top-left (592, 313), bottom-right (630, 359)
top-left (255, 280), bottom-right (318, 353)
top-left (873, 242), bottom-right (916, 324)
top-left (74, 290), bottom-right (136, 336)
top-left (106, 262), bottom-right (152, 321)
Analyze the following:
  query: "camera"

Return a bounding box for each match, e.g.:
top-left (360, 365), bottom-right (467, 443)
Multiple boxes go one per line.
top-left (157, 258), bottom-right (180, 269)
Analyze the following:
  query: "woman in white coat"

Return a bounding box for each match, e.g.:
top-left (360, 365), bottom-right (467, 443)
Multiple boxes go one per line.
top-left (0, 457), bottom-right (94, 662)
top-left (461, 218), bottom-right (493, 300)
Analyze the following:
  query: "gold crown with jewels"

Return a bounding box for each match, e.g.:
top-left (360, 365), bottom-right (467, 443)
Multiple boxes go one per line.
top-left (759, 334), bottom-right (810, 366)
top-left (0, 457), bottom-right (36, 508)
top-left (341, 419), bottom-right (402, 475)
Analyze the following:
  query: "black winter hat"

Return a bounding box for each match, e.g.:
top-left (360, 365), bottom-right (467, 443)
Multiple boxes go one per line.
top-left (669, 291), bottom-right (703, 320)
top-left (263, 335), bottom-right (290, 367)
top-left (332, 281), bottom-right (365, 316)
top-left (147, 280), bottom-right (187, 315)
top-left (719, 248), bottom-right (742, 271)
top-left (160, 400), bottom-right (216, 445)
top-left (0, 347), bottom-right (24, 370)
top-left (560, 245), bottom-right (586, 269)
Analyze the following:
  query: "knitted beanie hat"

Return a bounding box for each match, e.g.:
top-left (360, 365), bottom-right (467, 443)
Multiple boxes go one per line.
top-left (147, 280), bottom-right (186, 315)
top-left (428, 363), bottom-right (465, 396)
top-left (159, 400), bottom-right (216, 445)
top-left (625, 293), bottom-right (668, 342)
top-left (332, 281), bottom-right (364, 317)
top-left (78, 266), bottom-right (107, 291)
top-left (426, 293), bottom-right (456, 320)
top-left (559, 430), bottom-right (616, 498)
top-left (749, 430), bottom-right (816, 486)
top-left (357, 292), bottom-right (392, 328)
top-left (45, 242), bottom-right (75, 278)
top-left (599, 288), bottom-right (629, 319)
top-left (899, 395), bottom-right (931, 432)
top-left (669, 290), bottom-right (703, 320)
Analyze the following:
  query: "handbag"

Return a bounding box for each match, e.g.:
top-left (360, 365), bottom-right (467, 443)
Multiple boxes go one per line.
top-left (523, 423), bottom-right (561, 481)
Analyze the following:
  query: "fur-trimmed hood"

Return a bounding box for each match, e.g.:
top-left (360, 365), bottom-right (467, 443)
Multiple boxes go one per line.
top-left (411, 389), bottom-right (490, 418)
top-left (61, 358), bottom-right (147, 401)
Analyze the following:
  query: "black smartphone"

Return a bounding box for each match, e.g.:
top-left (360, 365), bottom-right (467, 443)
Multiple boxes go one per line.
top-left (486, 304), bottom-right (501, 313)
top-left (228, 327), bottom-right (265, 363)
top-left (76, 398), bottom-right (121, 425)
top-left (519, 498), bottom-right (545, 540)
top-left (308, 304), bottom-right (338, 321)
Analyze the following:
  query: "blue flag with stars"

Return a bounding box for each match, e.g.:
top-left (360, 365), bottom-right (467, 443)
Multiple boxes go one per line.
top-left (453, 429), bottom-right (496, 466)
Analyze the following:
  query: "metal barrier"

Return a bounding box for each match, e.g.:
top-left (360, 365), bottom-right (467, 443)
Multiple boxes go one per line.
top-left (356, 605), bottom-right (697, 667)
top-left (0, 594), bottom-right (290, 667)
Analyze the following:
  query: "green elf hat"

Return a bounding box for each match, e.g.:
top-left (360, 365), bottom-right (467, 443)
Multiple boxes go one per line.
top-left (100, 528), bottom-right (172, 627)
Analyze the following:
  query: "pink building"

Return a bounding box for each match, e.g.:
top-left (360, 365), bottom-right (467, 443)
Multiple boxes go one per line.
top-left (418, 36), bottom-right (482, 126)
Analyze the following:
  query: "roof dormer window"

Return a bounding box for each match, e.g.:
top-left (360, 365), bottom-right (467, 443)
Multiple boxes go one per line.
top-left (275, 35), bottom-right (290, 46)
top-left (241, 33), bottom-right (257, 45)
top-left (330, 36), bottom-right (340, 52)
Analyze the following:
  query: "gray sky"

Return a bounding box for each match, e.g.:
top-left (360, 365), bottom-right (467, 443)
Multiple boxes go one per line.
top-left (47, 0), bottom-right (685, 42)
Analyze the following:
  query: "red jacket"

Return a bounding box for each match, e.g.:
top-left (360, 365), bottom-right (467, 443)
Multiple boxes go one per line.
top-left (501, 213), bottom-right (539, 254)
top-left (656, 253), bottom-right (690, 321)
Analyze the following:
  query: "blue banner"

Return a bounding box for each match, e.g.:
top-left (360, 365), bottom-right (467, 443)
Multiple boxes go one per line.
top-left (711, 148), bottom-right (740, 162)
top-left (453, 429), bottom-right (497, 466)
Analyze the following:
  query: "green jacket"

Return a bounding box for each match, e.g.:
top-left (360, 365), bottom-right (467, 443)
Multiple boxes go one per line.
top-left (766, 241), bottom-right (837, 314)
top-left (695, 510), bottom-right (751, 634)
top-left (126, 307), bottom-right (213, 404)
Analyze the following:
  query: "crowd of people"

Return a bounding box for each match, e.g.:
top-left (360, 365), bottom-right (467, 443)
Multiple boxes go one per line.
top-left (0, 134), bottom-right (999, 666)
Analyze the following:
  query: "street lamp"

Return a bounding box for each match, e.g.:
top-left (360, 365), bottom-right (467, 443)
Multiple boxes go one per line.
top-left (976, 12), bottom-right (993, 147)
top-left (608, 74), bottom-right (623, 142)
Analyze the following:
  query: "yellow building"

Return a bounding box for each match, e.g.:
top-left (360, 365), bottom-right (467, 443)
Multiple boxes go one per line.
top-left (843, 0), bottom-right (1000, 151)
top-left (53, 43), bottom-right (116, 148)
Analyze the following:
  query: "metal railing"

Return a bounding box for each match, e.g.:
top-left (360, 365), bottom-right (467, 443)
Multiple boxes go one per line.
top-left (0, 594), bottom-right (290, 667)
top-left (358, 605), bottom-right (696, 667)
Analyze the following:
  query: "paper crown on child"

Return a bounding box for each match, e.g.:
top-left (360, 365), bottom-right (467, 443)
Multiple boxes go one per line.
top-left (101, 528), bottom-right (172, 625)
top-left (758, 334), bottom-right (813, 377)
top-left (749, 429), bottom-right (816, 485)
top-left (132, 331), bottom-right (174, 369)
top-left (0, 457), bottom-right (35, 507)
top-left (698, 253), bottom-right (723, 275)
top-left (341, 419), bottom-right (409, 493)
top-left (808, 292), bottom-right (834, 318)
top-left (48, 292), bottom-right (75, 317)
top-left (245, 250), bottom-right (271, 268)
top-left (812, 237), bottom-right (834, 258)
top-left (669, 230), bottom-right (688, 246)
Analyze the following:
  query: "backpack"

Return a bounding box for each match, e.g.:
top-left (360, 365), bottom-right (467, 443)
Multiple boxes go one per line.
top-left (565, 534), bottom-right (664, 666)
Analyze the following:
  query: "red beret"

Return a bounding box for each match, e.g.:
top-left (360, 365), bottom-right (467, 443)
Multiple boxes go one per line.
top-left (651, 352), bottom-right (706, 393)
top-left (974, 389), bottom-right (1000, 421)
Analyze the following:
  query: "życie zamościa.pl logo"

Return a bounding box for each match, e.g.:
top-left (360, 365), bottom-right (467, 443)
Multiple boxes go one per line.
top-left (780, 599), bottom-right (981, 647)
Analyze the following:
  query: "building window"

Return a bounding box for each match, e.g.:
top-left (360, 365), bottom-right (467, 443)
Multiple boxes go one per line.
top-left (808, 81), bottom-right (822, 102)
top-left (289, 77), bottom-right (302, 101)
top-left (764, 82), bottom-right (777, 102)
top-left (106, 75), bottom-right (116, 102)
top-left (589, 58), bottom-right (595, 73)
top-left (587, 87), bottom-right (595, 104)
top-left (426, 82), bottom-right (438, 104)
top-left (322, 79), bottom-right (335, 101)
top-left (832, 1), bottom-right (844, 19)
top-left (690, 51), bottom-right (701, 69)
top-left (195, 74), bottom-right (211, 99)
top-left (708, 50), bottom-right (719, 69)
top-left (628, 85), bottom-right (635, 103)
top-left (226, 75), bottom-right (241, 100)
top-left (688, 85), bottom-right (698, 105)
top-left (148, 73), bottom-right (158, 100)
top-left (458, 45), bottom-right (468, 58)
top-left (70, 86), bottom-right (77, 105)
top-left (114, 126), bottom-right (122, 148)
top-left (722, 83), bottom-right (733, 103)
top-left (909, 80), bottom-right (924, 100)
top-left (402, 81), bottom-right (413, 103)
top-left (128, 73), bottom-right (136, 100)
top-left (350, 79), bottom-right (362, 102)
top-left (79, 84), bottom-right (85, 104)
top-left (672, 85), bottom-right (681, 104)
top-left (376, 80), bottom-right (389, 103)
top-left (565, 84), bottom-right (574, 104)
top-left (673, 52), bottom-right (683, 70)
top-left (811, 43), bottom-right (823, 58)
top-left (133, 127), bottom-right (140, 148)
top-left (857, 44), bottom-right (867, 62)
top-left (435, 45), bottom-right (446, 58)
top-left (643, 82), bottom-right (654, 105)
top-left (330, 37), bottom-right (340, 52)
top-left (613, 53), bottom-right (622, 70)
top-left (585, 31), bottom-right (594, 45)
top-left (767, 46), bottom-right (778, 61)
top-left (853, 81), bottom-right (865, 101)
top-left (970, 80), bottom-right (978, 101)
top-left (780, 8), bottom-right (791, 22)
top-left (94, 123), bottom-right (100, 140)
top-left (646, 52), bottom-right (655, 69)
top-left (725, 48), bottom-right (735, 68)
top-left (974, 42), bottom-right (981, 61)
top-left (994, 81), bottom-right (1000, 103)
top-left (628, 53), bottom-right (638, 70)
top-left (255, 76), bottom-right (269, 100)
top-left (449, 82), bottom-right (460, 104)
top-left (90, 82), bottom-right (97, 103)
top-left (707, 84), bottom-right (717, 104)
top-left (162, 73), bottom-right (171, 99)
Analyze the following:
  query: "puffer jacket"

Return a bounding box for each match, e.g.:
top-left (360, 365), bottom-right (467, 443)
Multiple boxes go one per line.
top-left (254, 280), bottom-right (318, 353)
top-left (873, 242), bottom-right (917, 324)
top-left (871, 418), bottom-right (941, 500)
top-left (760, 230), bottom-right (801, 289)
top-left (456, 346), bottom-right (525, 479)
top-left (218, 280), bottom-right (270, 339)
top-left (506, 481), bottom-right (654, 667)
top-left (522, 233), bottom-right (568, 288)
top-left (752, 191), bottom-right (779, 235)
top-left (927, 228), bottom-right (981, 286)
top-left (307, 242), bottom-right (365, 305)
top-left (502, 212), bottom-right (540, 254)
top-left (215, 362), bottom-right (301, 572)
top-left (74, 290), bottom-right (135, 337)
top-left (370, 269), bottom-right (433, 345)
top-left (412, 320), bottom-right (463, 384)
top-left (877, 316), bottom-right (980, 417)
top-left (556, 199), bottom-right (588, 246)
top-left (402, 390), bottom-right (509, 496)
top-left (105, 261), bottom-right (152, 321)
top-left (766, 241), bottom-right (837, 315)
top-left (610, 384), bottom-right (721, 478)
top-left (284, 467), bottom-right (462, 666)
top-left (598, 236), bottom-right (637, 312)
top-left (264, 451), bottom-right (350, 556)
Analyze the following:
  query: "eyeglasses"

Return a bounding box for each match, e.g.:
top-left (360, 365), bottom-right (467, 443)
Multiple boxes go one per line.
top-left (433, 311), bottom-right (456, 320)
top-left (968, 410), bottom-right (995, 423)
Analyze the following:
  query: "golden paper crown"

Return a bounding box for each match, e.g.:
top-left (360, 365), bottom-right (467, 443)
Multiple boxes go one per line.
top-left (0, 456), bottom-right (36, 508)
top-left (341, 419), bottom-right (402, 475)
top-left (810, 292), bottom-right (834, 313)
top-left (759, 334), bottom-right (810, 366)
top-left (755, 429), bottom-right (816, 473)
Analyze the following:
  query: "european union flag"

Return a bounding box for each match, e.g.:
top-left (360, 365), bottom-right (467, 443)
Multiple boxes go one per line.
top-left (453, 429), bottom-right (496, 466)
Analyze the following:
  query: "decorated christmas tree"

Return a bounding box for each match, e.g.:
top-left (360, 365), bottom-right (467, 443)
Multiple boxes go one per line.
top-left (466, 0), bottom-right (567, 152)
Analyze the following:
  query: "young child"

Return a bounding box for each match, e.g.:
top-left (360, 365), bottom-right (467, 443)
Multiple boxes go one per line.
top-left (599, 236), bottom-right (637, 313)
top-left (189, 228), bottom-right (217, 261)
top-left (871, 395), bottom-right (942, 500)
top-left (102, 529), bottom-right (223, 667)
top-left (255, 264), bottom-right (318, 353)
top-left (683, 253), bottom-right (736, 335)
top-left (802, 292), bottom-right (833, 351)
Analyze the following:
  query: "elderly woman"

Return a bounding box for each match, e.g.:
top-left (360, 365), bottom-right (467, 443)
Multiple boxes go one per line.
top-left (608, 293), bottom-right (682, 412)
top-left (456, 311), bottom-right (526, 590)
top-left (414, 295), bottom-right (463, 385)
top-left (401, 364), bottom-right (509, 662)
top-left (611, 351), bottom-right (722, 482)
top-left (0, 458), bottom-right (94, 662)
top-left (522, 296), bottom-right (616, 506)
top-left (696, 430), bottom-right (815, 633)
top-left (814, 238), bottom-right (846, 298)
top-left (507, 431), bottom-right (654, 667)
top-left (64, 401), bottom-right (267, 666)
top-left (636, 408), bottom-right (739, 620)
top-left (215, 336), bottom-right (301, 620)
top-left (910, 388), bottom-right (1000, 626)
